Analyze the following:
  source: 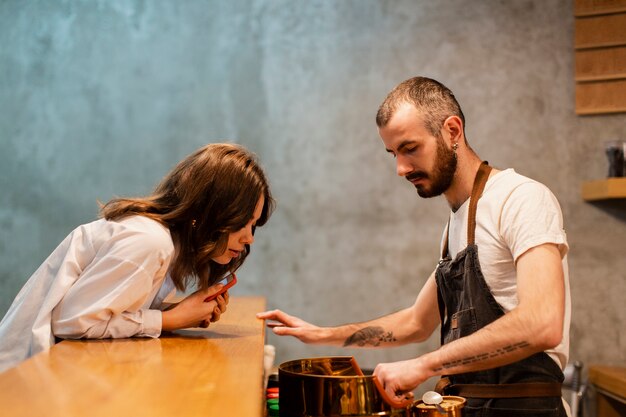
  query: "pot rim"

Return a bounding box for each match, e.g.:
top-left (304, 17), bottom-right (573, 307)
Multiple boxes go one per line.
top-left (279, 356), bottom-right (373, 379)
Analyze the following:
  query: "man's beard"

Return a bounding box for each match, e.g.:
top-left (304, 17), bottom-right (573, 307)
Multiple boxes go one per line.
top-left (407, 137), bottom-right (457, 198)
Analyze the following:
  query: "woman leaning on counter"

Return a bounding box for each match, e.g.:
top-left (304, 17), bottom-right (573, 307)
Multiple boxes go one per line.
top-left (0, 143), bottom-right (274, 373)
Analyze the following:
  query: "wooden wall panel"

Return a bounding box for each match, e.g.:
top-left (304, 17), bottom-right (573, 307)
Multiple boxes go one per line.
top-left (575, 46), bottom-right (626, 81)
top-left (575, 13), bottom-right (626, 49)
top-left (575, 0), bottom-right (626, 16)
top-left (574, 1), bottom-right (626, 115)
top-left (575, 79), bottom-right (626, 114)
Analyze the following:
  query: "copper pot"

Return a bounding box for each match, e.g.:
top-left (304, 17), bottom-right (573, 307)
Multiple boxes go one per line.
top-left (279, 356), bottom-right (404, 416)
top-left (278, 357), bottom-right (465, 417)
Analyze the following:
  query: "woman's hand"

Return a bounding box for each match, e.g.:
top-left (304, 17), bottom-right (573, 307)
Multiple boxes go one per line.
top-left (208, 287), bottom-right (229, 326)
top-left (162, 285), bottom-right (230, 331)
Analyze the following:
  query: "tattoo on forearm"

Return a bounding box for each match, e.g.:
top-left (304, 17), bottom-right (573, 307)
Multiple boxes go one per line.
top-left (343, 326), bottom-right (397, 347)
top-left (433, 341), bottom-right (531, 371)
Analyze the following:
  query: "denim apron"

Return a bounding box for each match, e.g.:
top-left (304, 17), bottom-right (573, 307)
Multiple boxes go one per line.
top-left (435, 162), bottom-right (566, 417)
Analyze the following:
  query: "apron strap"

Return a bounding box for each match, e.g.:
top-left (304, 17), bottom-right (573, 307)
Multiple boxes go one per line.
top-left (467, 161), bottom-right (492, 245)
top-left (440, 161), bottom-right (492, 258)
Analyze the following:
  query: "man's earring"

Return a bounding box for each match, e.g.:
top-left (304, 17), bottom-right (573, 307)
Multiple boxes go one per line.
top-left (191, 219), bottom-right (197, 228)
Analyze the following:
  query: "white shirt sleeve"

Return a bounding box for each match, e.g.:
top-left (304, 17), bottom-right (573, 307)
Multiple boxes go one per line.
top-left (500, 181), bottom-right (569, 262)
top-left (51, 225), bottom-right (172, 340)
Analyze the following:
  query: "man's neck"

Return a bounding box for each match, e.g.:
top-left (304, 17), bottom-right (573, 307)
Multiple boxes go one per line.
top-left (444, 154), bottom-right (483, 212)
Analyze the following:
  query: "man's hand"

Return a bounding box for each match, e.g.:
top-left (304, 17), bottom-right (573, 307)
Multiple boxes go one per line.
top-left (256, 309), bottom-right (327, 344)
top-left (162, 284), bottom-right (229, 331)
top-left (373, 357), bottom-right (431, 403)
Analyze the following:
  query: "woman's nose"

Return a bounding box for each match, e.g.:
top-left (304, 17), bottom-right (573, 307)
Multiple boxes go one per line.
top-left (240, 225), bottom-right (254, 245)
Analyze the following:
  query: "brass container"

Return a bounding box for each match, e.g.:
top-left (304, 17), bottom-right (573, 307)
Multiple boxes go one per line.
top-left (278, 357), bottom-right (465, 417)
top-left (409, 397), bottom-right (466, 416)
top-left (278, 357), bottom-right (405, 417)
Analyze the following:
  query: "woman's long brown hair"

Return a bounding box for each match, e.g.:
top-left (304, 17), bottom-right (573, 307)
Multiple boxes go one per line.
top-left (100, 143), bottom-right (275, 291)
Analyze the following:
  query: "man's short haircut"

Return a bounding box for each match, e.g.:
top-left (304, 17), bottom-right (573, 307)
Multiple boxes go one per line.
top-left (376, 76), bottom-right (466, 139)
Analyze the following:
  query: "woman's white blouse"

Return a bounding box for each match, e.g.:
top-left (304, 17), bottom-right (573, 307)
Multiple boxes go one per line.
top-left (0, 215), bottom-right (175, 372)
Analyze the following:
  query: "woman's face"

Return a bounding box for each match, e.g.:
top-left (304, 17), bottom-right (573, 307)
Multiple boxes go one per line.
top-left (211, 195), bottom-right (265, 265)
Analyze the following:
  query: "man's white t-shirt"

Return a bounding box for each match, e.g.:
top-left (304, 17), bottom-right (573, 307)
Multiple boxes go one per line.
top-left (442, 168), bottom-right (570, 370)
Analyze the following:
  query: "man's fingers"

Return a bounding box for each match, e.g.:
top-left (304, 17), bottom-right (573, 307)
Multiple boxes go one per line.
top-left (256, 309), bottom-right (277, 319)
top-left (257, 309), bottom-right (293, 325)
top-left (272, 325), bottom-right (298, 337)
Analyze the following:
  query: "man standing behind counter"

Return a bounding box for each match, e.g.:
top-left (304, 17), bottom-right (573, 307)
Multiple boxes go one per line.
top-left (257, 76), bottom-right (570, 417)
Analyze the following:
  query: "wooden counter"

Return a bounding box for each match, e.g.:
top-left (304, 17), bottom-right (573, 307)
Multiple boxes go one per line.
top-left (0, 296), bottom-right (267, 417)
top-left (588, 365), bottom-right (626, 417)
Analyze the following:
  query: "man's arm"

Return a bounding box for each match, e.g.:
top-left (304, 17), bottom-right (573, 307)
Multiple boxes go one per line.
top-left (256, 271), bottom-right (441, 348)
top-left (374, 243), bottom-right (565, 400)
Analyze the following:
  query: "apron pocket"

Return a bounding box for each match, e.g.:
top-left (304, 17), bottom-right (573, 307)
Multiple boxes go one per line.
top-left (444, 307), bottom-right (477, 343)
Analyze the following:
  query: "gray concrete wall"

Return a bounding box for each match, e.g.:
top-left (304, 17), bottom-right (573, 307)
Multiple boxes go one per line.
top-left (1, 0), bottom-right (624, 384)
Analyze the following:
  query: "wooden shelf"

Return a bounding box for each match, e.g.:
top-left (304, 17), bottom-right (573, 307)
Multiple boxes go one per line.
top-left (582, 178), bottom-right (626, 200)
